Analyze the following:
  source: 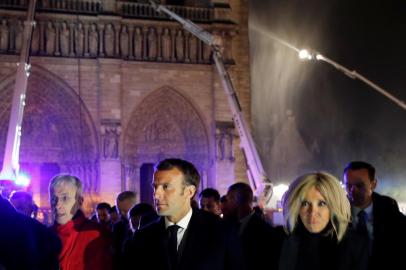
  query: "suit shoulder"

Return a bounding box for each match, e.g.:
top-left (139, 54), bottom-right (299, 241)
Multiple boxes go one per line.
top-left (193, 209), bottom-right (222, 226)
top-left (373, 192), bottom-right (400, 211)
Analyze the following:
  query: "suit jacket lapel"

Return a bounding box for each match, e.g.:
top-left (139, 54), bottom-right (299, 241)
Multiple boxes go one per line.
top-left (156, 217), bottom-right (172, 270)
top-left (177, 210), bottom-right (198, 270)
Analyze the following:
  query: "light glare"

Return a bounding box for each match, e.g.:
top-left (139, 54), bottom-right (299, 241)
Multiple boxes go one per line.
top-left (298, 49), bottom-right (310, 60)
top-left (15, 173), bottom-right (30, 187)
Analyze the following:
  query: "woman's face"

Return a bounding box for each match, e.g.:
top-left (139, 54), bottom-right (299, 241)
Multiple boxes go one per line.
top-left (299, 186), bottom-right (330, 233)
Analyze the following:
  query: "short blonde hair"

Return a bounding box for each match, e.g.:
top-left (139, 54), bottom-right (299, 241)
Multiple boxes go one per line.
top-left (282, 172), bottom-right (351, 242)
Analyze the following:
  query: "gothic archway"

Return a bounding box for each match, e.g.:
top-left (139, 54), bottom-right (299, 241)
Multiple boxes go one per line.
top-left (122, 86), bottom-right (211, 194)
top-left (0, 65), bottom-right (99, 206)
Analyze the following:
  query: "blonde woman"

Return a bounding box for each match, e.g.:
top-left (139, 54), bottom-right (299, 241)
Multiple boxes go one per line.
top-left (279, 172), bottom-right (368, 270)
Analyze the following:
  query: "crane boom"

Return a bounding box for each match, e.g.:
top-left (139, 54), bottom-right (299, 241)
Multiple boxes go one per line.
top-left (149, 1), bottom-right (273, 204)
top-left (0, 0), bottom-right (37, 182)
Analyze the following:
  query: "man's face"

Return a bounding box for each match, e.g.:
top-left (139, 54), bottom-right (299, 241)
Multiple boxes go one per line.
top-left (96, 208), bottom-right (110, 224)
top-left (117, 199), bottom-right (135, 219)
top-left (110, 211), bottom-right (120, 224)
top-left (200, 197), bottom-right (221, 216)
top-left (51, 181), bottom-right (80, 225)
top-left (344, 168), bottom-right (376, 208)
top-left (299, 186), bottom-right (330, 234)
top-left (225, 190), bottom-right (239, 218)
top-left (220, 198), bottom-right (231, 219)
top-left (153, 167), bottom-right (195, 223)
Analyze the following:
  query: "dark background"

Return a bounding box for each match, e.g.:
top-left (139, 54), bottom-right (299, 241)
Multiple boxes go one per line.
top-left (249, 0), bottom-right (406, 204)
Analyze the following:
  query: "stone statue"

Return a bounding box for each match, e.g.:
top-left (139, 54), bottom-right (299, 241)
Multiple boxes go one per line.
top-left (104, 24), bottom-right (114, 57)
top-left (147, 27), bottom-right (157, 59)
top-left (0, 19), bottom-right (9, 51)
top-left (189, 34), bottom-right (197, 62)
top-left (217, 132), bottom-right (226, 160)
top-left (103, 128), bottom-right (119, 159)
top-left (75, 23), bottom-right (84, 56)
top-left (60, 22), bottom-right (69, 56)
top-left (119, 25), bottom-right (129, 58)
top-left (15, 20), bottom-right (23, 52)
top-left (134, 27), bottom-right (142, 60)
top-left (203, 43), bottom-right (211, 63)
top-left (31, 24), bottom-right (40, 54)
top-left (45, 21), bottom-right (56, 55)
top-left (89, 24), bottom-right (98, 56)
top-left (175, 29), bottom-right (184, 61)
top-left (161, 28), bottom-right (171, 61)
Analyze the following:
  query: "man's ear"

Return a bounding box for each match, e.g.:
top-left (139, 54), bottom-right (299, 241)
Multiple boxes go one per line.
top-left (77, 195), bottom-right (84, 207)
top-left (371, 179), bottom-right (377, 191)
top-left (186, 185), bottom-right (197, 199)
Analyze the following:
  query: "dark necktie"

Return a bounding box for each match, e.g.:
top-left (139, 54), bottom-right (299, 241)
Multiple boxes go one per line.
top-left (357, 210), bottom-right (369, 239)
top-left (168, 225), bottom-right (180, 270)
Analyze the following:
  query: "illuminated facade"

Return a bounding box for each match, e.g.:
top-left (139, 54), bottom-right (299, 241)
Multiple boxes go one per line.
top-left (0, 0), bottom-right (252, 212)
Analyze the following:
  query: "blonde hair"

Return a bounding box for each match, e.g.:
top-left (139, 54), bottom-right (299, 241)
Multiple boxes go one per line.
top-left (282, 172), bottom-right (351, 242)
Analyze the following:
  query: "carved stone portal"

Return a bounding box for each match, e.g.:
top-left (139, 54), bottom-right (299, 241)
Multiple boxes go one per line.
top-left (123, 86), bottom-right (210, 189)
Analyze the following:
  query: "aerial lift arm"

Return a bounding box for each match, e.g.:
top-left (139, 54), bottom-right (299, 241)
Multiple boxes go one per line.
top-left (149, 1), bottom-right (273, 205)
top-left (0, 0), bottom-right (37, 182)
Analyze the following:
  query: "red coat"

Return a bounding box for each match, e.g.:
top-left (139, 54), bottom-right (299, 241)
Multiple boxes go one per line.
top-left (53, 211), bottom-right (112, 270)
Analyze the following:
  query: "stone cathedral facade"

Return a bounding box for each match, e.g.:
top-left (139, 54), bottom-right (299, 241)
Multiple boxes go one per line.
top-left (0, 0), bottom-right (251, 212)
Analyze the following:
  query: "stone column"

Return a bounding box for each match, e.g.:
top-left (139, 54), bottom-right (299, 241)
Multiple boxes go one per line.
top-left (69, 22), bottom-right (75, 57)
top-left (54, 21), bottom-right (60, 56)
top-left (98, 23), bottom-right (105, 57)
top-left (170, 28), bottom-right (176, 62)
top-left (128, 24), bottom-right (134, 60)
top-left (99, 120), bottom-right (122, 205)
top-left (84, 23), bottom-right (89, 57)
top-left (142, 26), bottom-right (148, 60)
top-left (114, 23), bottom-right (120, 57)
top-left (38, 21), bottom-right (45, 54)
top-left (184, 31), bottom-right (190, 63)
top-left (156, 26), bottom-right (162, 61)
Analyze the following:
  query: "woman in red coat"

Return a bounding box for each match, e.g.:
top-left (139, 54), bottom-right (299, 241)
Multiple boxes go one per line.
top-left (50, 174), bottom-right (112, 270)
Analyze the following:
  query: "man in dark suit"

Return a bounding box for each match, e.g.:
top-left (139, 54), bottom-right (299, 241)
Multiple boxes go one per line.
top-left (343, 161), bottom-right (405, 270)
top-left (124, 158), bottom-right (243, 270)
top-left (226, 182), bottom-right (285, 270)
top-left (0, 193), bottom-right (61, 270)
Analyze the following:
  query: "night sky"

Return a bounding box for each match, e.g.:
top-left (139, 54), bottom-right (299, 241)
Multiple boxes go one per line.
top-left (249, 0), bottom-right (406, 203)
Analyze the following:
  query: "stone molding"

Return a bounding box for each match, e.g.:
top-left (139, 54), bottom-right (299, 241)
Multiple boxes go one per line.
top-left (0, 14), bottom-right (236, 64)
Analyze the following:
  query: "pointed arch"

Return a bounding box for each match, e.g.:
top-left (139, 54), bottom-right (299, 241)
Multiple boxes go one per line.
top-left (122, 85), bottom-right (211, 188)
top-left (0, 65), bottom-right (100, 195)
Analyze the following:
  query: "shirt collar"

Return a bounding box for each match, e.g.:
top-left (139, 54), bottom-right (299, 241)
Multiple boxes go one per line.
top-left (165, 207), bottom-right (193, 230)
top-left (353, 202), bottom-right (373, 218)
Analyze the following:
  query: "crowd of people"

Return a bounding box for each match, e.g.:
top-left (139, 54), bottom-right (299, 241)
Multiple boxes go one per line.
top-left (0, 159), bottom-right (405, 270)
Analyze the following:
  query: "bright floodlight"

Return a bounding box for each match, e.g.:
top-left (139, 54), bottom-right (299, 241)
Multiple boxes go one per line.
top-left (273, 183), bottom-right (289, 199)
top-left (15, 173), bottom-right (30, 187)
top-left (298, 49), bottom-right (312, 60)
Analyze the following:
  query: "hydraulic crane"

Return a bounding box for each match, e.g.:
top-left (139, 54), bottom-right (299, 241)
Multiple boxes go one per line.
top-left (0, 0), bottom-right (37, 187)
top-left (149, 1), bottom-right (273, 206)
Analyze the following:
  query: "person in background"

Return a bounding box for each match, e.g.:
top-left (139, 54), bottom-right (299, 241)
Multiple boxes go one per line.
top-left (0, 193), bottom-right (61, 270)
top-left (279, 172), bottom-right (368, 270)
top-left (199, 187), bottom-right (222, 216)
top-left (9, 190), bottom-right (34, 217)
top-left (110, 205), bottom-right (120, 224)
top-left (226, 182), bottom-right (284, 270)
top-left (112, 191), bottom-right (136, 268)
top-left (220, 194), bottom-right (231, 219)
top-left (49, 174), bottom-right (112, 270)
top-left (127, 202), bottom-right (159, 233)
top-left (343, 161), bottom-right (405, 270)
top-left (96, 202), bottom-right (113, 230)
